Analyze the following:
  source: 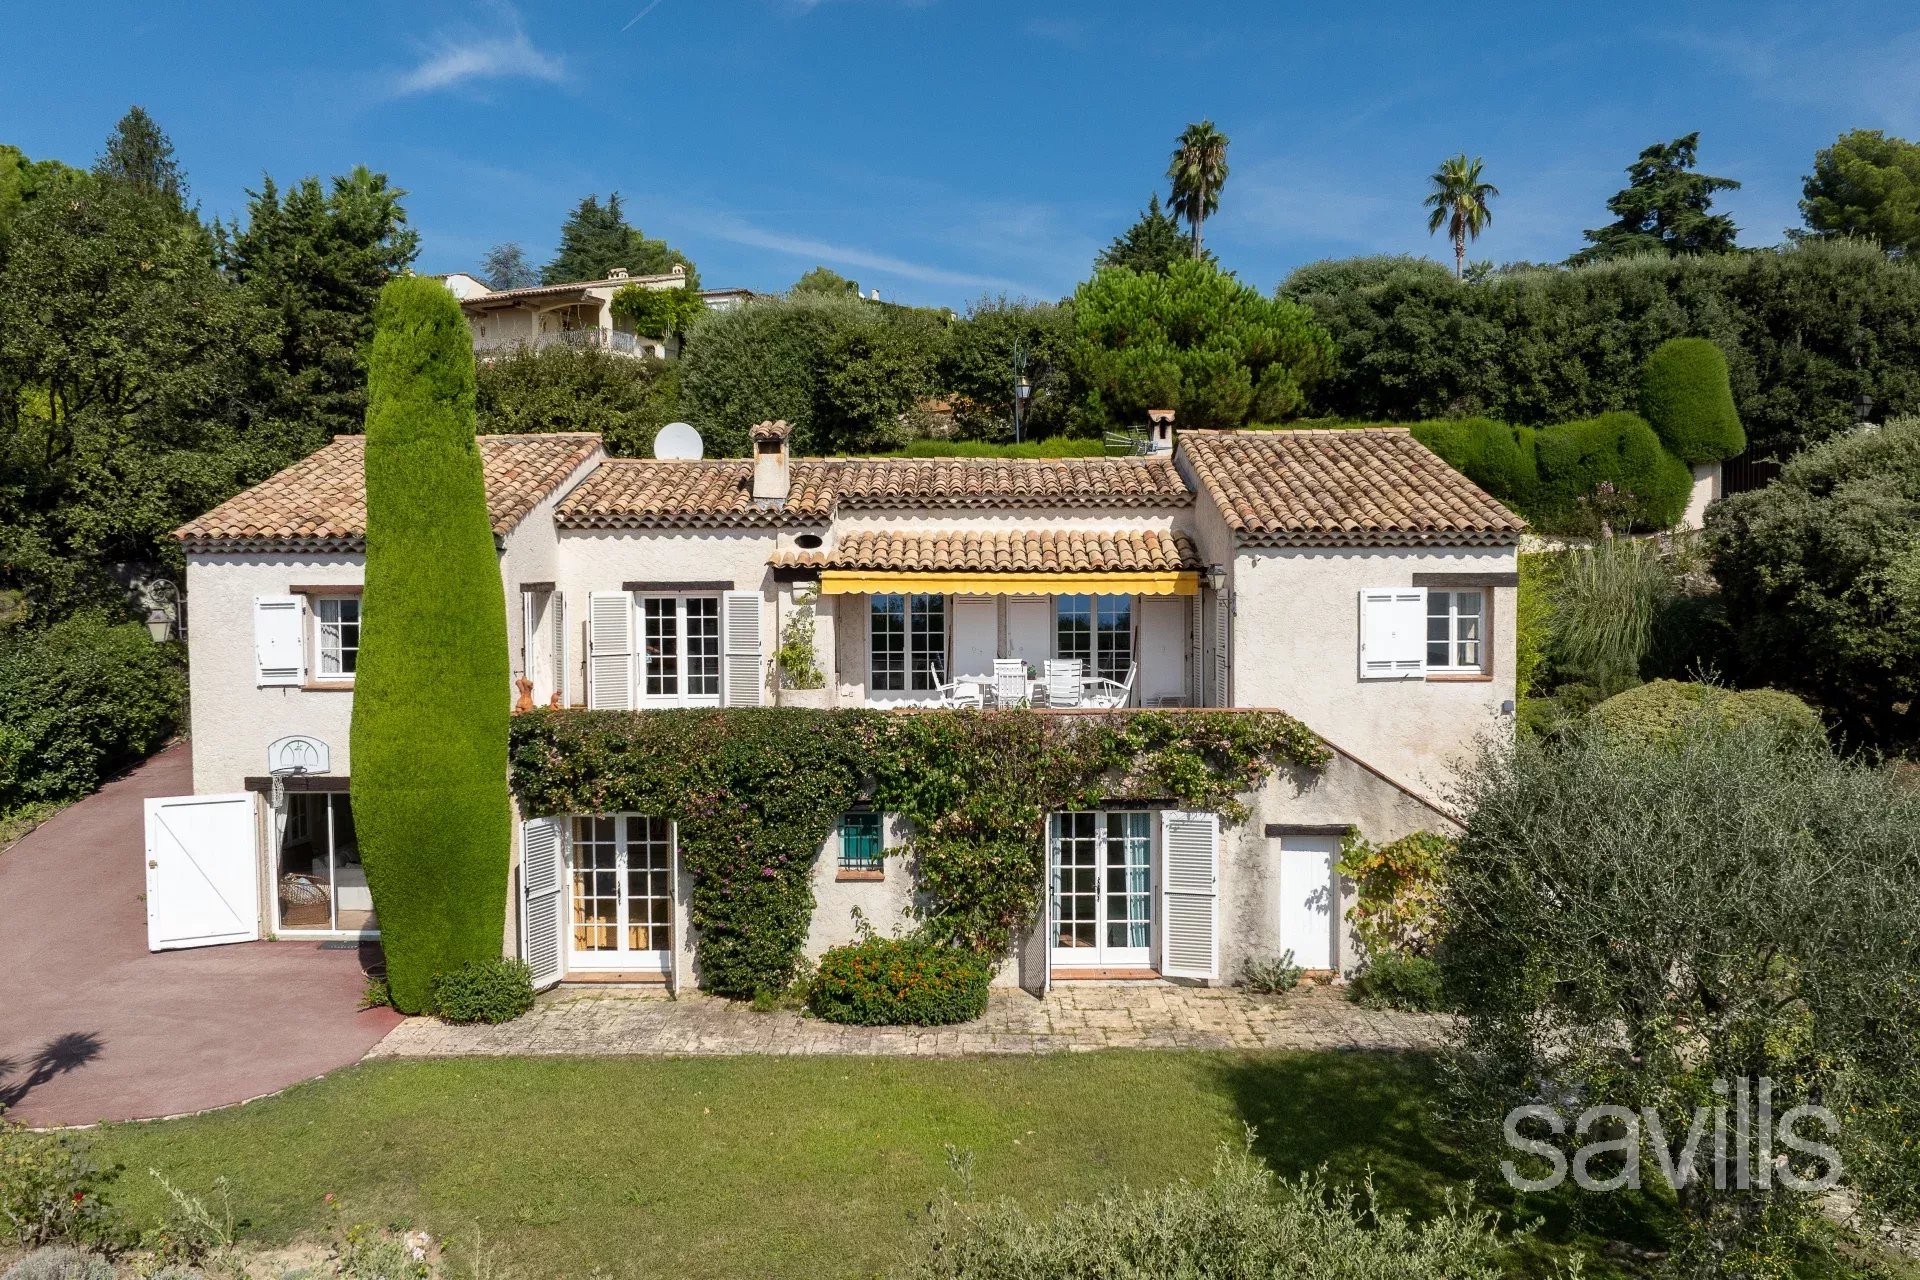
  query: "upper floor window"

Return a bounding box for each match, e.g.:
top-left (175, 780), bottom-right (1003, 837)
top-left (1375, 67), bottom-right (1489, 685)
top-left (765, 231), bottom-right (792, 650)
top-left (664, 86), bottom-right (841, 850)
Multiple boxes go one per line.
top-left (1426, 590), bottom-right (1483, 672)
top-left (871, 593), bottom-right (944, 693)
top-left (314, 596), bottom-right (360, 680)
top-left (1056, 594), bottom-right (1132, 682)
top-left (639, 594), bottom-right (721, 705)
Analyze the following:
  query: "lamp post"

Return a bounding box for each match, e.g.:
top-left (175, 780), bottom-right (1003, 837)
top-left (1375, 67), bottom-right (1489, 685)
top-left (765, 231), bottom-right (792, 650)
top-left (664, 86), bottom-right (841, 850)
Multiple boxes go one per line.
top-left (1011, 340), bottom-right (1031, 444)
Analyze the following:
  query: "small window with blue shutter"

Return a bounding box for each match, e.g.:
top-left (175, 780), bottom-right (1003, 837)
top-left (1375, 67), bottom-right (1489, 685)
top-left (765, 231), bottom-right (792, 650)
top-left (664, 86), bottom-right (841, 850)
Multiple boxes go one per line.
top-left (838, 810), bottom-right (884, 871)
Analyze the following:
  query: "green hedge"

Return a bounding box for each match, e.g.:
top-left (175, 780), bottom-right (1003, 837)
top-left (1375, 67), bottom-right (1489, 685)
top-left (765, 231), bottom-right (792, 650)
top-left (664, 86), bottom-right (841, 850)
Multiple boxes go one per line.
top-left (809, 936), bottom-right (992, 1025)
top-left (1640, 337), bottom-right (1745, 464)
top-left (1532, 411), bottom-right (1692, 532)
top-left (431, 957), bottom-right (536, 1024)
top-left (0, 613), bottom-right (184, 809)
top-left (1590, 679), bottom-right (1823, 745)
top-left (1408, 417), bottom-right (1537, 512)
top-left (350, 277), bottom-right (512, 1013)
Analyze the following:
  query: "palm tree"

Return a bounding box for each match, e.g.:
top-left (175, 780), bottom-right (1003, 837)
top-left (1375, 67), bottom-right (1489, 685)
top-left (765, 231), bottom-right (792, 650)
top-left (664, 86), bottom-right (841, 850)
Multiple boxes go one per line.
top-left (1167, 121), bottom-right (1230, 257)
top-left (1424, 153), bottom-right (1499, 278)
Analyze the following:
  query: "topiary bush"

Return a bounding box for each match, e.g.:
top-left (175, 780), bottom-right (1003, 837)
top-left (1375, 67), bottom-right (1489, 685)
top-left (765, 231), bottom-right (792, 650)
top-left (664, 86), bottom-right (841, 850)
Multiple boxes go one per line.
top-left (1589, 679), bottom-right (1823, 745)
top-left (0, 613), bottom-right (184, 810)
top-left (1640, 336), bottom-right (1745, 464)
top-left (430, 957), bottom-right (535, 1024)
top-left (807, 936), bottom-right (991, 1026)
top-left (1407, 417), bottom-right (1538, 513)
top-left (350, 276), bottom-right (513, 1013)
top-left (1532, 411), bottom-right (1692, 532)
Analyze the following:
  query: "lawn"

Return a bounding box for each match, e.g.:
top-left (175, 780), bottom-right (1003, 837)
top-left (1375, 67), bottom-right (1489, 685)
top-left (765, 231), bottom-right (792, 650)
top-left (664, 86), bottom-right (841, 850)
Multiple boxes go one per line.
top-left (86, 1050), bottom-right (1668, 1279)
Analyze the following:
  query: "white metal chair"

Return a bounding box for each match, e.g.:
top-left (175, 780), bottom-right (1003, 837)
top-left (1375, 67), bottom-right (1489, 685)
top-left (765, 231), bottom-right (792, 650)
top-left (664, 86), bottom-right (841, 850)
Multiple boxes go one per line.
top-left (992, 658), bottom-right (1030, 707)
top-left (1082, 662), bottom-right (1138, 710)
top-left (1044, 658), bottom-right (1084, 708)
top-left (927, 659), bottom-right (983, 710)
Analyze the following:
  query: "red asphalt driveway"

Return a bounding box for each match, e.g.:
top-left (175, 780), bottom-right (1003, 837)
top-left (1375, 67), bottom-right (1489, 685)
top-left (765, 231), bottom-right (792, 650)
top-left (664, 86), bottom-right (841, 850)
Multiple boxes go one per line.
top-left (0, 743), bottom-right (401, 1126)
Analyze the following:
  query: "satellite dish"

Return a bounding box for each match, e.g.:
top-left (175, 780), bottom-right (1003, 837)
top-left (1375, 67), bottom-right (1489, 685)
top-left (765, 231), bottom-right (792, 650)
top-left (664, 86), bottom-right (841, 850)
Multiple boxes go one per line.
top-left (654, 422), bottom-right (703, 460)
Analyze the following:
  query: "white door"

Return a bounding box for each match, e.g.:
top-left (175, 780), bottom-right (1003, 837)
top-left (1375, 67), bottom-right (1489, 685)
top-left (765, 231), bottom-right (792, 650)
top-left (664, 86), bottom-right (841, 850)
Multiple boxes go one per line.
top-left (1006, 596), bottom-right (1050, 671)
top-left (566, 814), bottom-right (674, 973)
top-left (1276, 835), bottom-right (1338, 969)
top-left (950, 596), bottom-right (997, 683)
top-left (1048, 811), bottom-right (1154, 970)
top-left (145, 793), bottom-right (262, 951)
top-left (1139, 597), bottom-right (1187, 705)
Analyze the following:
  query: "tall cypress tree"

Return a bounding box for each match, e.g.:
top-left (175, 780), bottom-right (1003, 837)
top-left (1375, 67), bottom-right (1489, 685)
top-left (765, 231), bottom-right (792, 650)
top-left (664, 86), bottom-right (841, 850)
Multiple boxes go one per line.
top-left (350, 276), bottom-right (511, 1012)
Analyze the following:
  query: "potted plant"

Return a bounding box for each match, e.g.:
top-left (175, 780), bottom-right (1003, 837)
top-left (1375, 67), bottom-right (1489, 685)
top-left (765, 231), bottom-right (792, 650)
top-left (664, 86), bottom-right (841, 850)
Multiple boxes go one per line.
top-left (776, 589), bottom-right (833, 708)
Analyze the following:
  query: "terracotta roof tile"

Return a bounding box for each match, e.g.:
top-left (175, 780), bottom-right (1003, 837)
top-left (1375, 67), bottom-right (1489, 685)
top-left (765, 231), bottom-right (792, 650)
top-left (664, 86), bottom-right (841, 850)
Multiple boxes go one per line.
top-left (1179, 429), bottom-right (1526, 547)
top-left (557, 459), bottom-right (840, 529)
top-left (173, 433), bottom-right (602, 552)
top-left (770, 529), bottom-right (1201, 574)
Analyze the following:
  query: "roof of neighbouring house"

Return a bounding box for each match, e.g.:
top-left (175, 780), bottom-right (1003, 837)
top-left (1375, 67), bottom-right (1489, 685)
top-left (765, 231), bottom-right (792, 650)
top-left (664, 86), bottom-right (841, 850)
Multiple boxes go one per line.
top-left (1179, 429), bottom-right (1526, 548)
top-left (454, 272), bottom-right (689, 307)
top-left (555, 455), bottom-right (1191, 529)
top-left (768, 528), bottom-right (1201, 574)
top-left (172, 433), bottom-right (603, 553)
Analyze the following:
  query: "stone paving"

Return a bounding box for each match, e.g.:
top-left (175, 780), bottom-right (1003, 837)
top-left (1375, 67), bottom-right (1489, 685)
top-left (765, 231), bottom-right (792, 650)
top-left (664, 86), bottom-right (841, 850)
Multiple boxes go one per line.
top-left (371, 980), bottom-right (1448, 1059)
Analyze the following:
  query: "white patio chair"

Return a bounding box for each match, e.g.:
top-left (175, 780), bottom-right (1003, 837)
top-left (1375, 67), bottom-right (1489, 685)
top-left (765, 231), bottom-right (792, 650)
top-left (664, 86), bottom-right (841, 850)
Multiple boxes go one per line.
top-left (927, 658), bottom-right (982, 710)
top-left (1082, 662), bottom-right (1138, 710)
top-left (1044, 658), bottom-right (1084, 708)
top-left (992, 658), bottom-right (1030, 707)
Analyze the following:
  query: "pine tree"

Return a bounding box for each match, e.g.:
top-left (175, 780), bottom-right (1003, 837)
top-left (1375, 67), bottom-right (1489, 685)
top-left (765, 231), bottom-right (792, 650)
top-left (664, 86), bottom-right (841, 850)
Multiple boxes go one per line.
top-left (93, 106), bottom-right (186, 209)
top-left (543, 192), bottom-right (697, 285)
top-left (349, 276), bottom-right (511, 1013)
top-left (1095, 194), bottom-right (1203, 275)
top-left (480, 241), bottom-right (538, 290)
top-left (1572, 132), bottom-right (1740, 263)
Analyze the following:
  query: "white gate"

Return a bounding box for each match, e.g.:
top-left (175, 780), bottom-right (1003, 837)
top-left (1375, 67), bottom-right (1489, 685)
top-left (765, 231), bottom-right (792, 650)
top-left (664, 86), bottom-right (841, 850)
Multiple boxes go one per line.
top-left (145, 793), bottom-right (262, 951)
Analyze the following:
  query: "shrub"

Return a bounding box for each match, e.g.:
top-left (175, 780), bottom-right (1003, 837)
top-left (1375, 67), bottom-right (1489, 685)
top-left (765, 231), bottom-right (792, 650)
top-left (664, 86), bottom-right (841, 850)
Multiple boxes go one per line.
top-left (905, 1134), bottom-right (1518, 1279)
top-left (1547, 536), bottom-right (1674, 696)
top-left (1513, 550), bottom-right (1561, 701)
top-left (0, 1248), bottom-right (115, 1280)
top-left (431, 957), bottom-right (535, 1024)
top-left (1532, 411), bottom-right (1692, 532)
top-left (0, 1113), bottom-right (117, 1249)
top-left (1238, 951), bottom-right (1302, 993)
top-left (1639, 336), bottom-right (1745, 464)
top-left (350, 277), bottom-right (513, 1013)
top-left (0, 614), bottom-right (184, 809)
top-left (1408, 417), bottom-right (1537, 512)
top-left (808, 936), bottom-right (991, 1026)
top-left (1347, 951), bottom-right (1446, 1012)
top-left (1590, 679), bottom-right (1823, 745)
top-left (1336, 831), bottom-right (1453, 958)
top-left (474, 342), bottom-right (679, 457)
top-left (1707, 415), bottom-right (1920, 748)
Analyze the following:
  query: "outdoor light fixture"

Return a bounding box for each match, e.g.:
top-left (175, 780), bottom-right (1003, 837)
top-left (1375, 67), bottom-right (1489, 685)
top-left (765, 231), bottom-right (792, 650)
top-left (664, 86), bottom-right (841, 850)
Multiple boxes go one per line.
top-left (1012, 373), bottom-right (1032, 444)
top-left (145, 608), bottom-right (172, 643)
top-left (1856, 392), bottom-right (1875, 423)
top-left (1205, 564), bottom-right (1228, 592)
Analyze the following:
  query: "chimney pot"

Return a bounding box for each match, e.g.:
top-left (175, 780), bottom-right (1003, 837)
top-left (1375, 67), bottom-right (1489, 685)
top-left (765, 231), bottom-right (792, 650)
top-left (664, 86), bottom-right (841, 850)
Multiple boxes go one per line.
top-left (749, 419), bottom-right (793, 504)
top-left (608, 266), bottom-right (629, 280)
top-left (1146, 408), bottom-right (1176, 456)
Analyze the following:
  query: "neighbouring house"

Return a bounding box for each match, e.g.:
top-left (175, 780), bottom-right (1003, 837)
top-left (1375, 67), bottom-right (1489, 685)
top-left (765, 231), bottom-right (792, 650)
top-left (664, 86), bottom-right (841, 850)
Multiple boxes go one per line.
top-left (437, 266), bottom-right (756, 360)
top-left (160, 416), bottom-right (1523, 992)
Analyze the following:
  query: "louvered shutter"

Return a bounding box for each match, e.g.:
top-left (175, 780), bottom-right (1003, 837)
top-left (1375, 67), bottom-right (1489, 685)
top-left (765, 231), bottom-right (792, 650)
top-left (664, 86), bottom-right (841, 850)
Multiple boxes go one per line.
top-left (1161, 810), bottom-right (1219, 980)
top-left (665, 820), bottom-right (681, 995)
top-left (1188, 594), bottom-right (1204, 708)
top-left (1358, 588), bottom-right (1427, 680)
top-left (520, 815), bottom-right (567, 989)
top-left (722, 590), bottom-right (766, 707)
top-left (1211, 589), bottom-right (1232, 706)
top-left (551, 591), bottom-right (569, 707)
top-left (587, 591), bottom-right (633, 709)
top-left (253, 595), bottom-right (305, 686)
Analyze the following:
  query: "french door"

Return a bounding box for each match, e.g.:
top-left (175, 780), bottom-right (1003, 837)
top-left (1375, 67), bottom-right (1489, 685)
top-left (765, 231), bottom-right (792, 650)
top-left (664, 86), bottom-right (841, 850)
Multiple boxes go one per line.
top-left (638, 595), bottom-right (721, 706)
top-left (1049, 811), bottom-right (1154, 969)
top-left (568, 815), bottom-right (674, 972)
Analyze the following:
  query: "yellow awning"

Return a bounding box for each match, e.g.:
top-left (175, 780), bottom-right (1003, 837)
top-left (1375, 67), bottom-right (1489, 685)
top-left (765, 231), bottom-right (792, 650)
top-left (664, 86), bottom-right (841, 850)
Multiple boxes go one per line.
top-left (817, 570), bottom-right (1199, 597)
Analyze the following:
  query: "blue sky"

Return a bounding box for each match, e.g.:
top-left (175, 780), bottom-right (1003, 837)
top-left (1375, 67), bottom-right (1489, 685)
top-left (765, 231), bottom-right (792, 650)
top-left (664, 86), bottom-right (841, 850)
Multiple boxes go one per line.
top-left (6, 1), bottom-right (1919, 309)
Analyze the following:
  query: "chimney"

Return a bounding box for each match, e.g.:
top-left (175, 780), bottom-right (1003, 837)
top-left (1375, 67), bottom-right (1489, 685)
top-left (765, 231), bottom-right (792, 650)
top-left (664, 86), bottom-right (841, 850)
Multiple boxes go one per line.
top-left (1146, 408), bottom-right (1176, 456)
top-left (671, 263), bottom-right (688, 277)
top-left (607, 266), bottom-right (629, 280)
top-left (750, 419), bottom-right (793, 504)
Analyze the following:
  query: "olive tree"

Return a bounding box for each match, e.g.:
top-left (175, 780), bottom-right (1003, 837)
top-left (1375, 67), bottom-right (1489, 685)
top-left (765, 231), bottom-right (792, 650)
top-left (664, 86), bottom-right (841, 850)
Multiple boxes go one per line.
top-left (1441, 720), bottom-right (1920, 1272)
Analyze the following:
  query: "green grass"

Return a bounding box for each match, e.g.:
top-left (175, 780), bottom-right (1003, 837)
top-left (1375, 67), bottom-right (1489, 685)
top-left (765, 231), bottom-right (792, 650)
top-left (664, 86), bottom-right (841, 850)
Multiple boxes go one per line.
top-left (86, 1052), bottom-right (1671, 1279)
top-left (879, 437), bottom-right (1108, 458)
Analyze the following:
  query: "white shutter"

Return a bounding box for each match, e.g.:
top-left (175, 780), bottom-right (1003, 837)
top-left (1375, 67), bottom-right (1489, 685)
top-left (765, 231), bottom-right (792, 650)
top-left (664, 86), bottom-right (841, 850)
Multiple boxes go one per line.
top-left (665, 821), bottom-right (681, 995)
top-left (520, 590), bottom-right (537, 688)
top-left (1212, 589), bottom-right (1232, 706)
top-left (1358, 588), bottom-right (1427, 680)
top-left (552, 591), bottom-right (569, 708)
top-left (1160, 810), bottom-right (1219, 980)
top-left (520, 815), bottom-right (567, 989)
top-left (586, 591), bottom-right (633, 710)
top-left (253, 595), bottom-right (305, 686)
top-left (722, 590), bottom-right (766, 707)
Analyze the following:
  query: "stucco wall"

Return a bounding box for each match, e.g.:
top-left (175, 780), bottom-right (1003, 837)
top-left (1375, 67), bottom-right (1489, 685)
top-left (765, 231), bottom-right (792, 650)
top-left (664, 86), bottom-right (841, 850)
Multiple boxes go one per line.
top-left (1231, 544), bottom-right (1517, 796)
top-left (802, 813), bottom-right (920, 960)
top-left (1679, 461), bottom-right (1723, 531)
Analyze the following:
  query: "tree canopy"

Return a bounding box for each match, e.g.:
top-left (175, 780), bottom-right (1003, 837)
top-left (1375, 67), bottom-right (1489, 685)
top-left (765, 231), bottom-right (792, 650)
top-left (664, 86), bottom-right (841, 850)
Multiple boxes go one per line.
top-left (543, 192), bottom-right (696, 285)
top-left (1799, 128), bottom-right (1920, 256)
top-left (1423, 154), bottom-right (1498, 279)
top-left (791, 265), bottom-right (861, 296)
top-left (937, 296), bottom-right (1077, 441)
top-left (610, 282), bottom-right (706, 339)
top-left (479, 241), bottom-right (538, 290)
top-left (1166, 121), bottom-right (1230, 257)
top-left (1071, 260), bottom-right (1333, 429)
top-left (1572, 132), bottom-right (1740, 263)
top-left (477, 344), bottom-right (679, 457)
top-left (1094, 194), bottom-right (1199, 275)
top-left (93, 106), bottom-right (186, 212)
top-left (0, 144), bottom-right (81, 245)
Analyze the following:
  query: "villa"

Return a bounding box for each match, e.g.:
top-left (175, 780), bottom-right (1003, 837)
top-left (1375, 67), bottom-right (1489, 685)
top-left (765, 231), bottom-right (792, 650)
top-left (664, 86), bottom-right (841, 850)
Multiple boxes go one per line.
top-left (437, 265), bottom-right (756, 360)
top-left (158, 415), bottom-right (1524, 993)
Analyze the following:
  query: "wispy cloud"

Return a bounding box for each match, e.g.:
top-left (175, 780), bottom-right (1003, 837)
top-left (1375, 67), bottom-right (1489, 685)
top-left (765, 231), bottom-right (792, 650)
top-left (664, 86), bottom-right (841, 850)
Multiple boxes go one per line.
top-left (1653, 25), bottom-right (1920, 130)
top-left (701, 214), bottom-right (1043, 294)
top-left (389, 4), bottom-right (566, 97)
top-left (622, 0), bottom-right (668, 32)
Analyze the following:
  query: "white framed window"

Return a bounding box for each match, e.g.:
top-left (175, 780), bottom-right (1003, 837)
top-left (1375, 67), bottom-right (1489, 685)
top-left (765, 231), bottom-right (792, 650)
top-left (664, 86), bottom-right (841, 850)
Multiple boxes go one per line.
top-left (637, 594), bottom-right (722, 706)
top-left (312, 596), bottom-right (360, 680)
top-left (1055, 594), bottom-right (1133, 682)
top-left (870, 593), bottom-right (945, 693)
top-left (1425, 589), bottom-right (1484, 672)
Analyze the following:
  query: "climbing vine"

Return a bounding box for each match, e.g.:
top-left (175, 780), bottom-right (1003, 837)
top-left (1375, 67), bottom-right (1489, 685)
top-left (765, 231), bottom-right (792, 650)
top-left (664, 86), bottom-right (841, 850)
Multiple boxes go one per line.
top-left (509, 708), bottom-right (1329, 997)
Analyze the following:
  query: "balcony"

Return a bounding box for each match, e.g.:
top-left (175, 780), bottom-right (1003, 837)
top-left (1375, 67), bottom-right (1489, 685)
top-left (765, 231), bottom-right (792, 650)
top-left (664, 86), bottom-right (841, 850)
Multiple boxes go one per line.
top-left (473, 329), bottom-right (650, 358)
